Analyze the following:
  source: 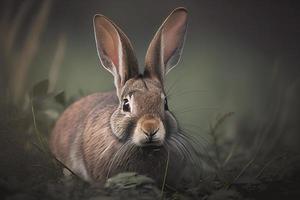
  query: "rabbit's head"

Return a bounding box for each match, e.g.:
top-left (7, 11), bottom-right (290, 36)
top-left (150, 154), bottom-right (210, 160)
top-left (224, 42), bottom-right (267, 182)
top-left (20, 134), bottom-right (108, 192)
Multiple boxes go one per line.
top-left (94, 8), bottom-right (188, 147)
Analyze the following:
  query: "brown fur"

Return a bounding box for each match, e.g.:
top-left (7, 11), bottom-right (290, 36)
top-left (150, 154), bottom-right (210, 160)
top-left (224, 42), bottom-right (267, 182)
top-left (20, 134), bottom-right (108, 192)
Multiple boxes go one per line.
top-left (50, 8), bottom-right (191, 185)
top-left (49, 92), bottom-right (117, 170)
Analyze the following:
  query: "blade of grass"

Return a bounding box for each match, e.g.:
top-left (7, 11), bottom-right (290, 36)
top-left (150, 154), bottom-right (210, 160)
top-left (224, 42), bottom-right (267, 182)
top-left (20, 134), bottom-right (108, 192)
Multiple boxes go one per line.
top-left (255, 153), bottom-right (287, 179)
top-left (11, 0), bottom-right (52, 104)
top-left (31, 99), bottom-right (48, 152)
top-left (6, 0), bottom-right (33, 52)
top-left (31, 102), bottom-right (82, 180)
top-left (208, 112), bottom-right (234, 184)
top-left (31, 141), bottom-right (82, 180)
top-left (226, 154), bottom-right (256, 189)
top-left (161, 150), bottom-right (170, 199)
top-left (222, 142), bottom-right (237, 167)
top-left (47, 32), bottom-right (67, 94)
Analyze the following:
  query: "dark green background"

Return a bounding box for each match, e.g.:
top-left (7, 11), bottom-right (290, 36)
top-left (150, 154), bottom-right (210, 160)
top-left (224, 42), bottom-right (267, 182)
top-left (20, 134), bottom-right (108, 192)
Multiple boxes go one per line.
top-left (1, 0), bottom-right (300, 147)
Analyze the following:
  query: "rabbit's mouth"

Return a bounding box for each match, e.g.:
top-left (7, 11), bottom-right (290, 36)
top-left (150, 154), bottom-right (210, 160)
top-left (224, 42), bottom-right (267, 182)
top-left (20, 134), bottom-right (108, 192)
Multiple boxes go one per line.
top-left (143, 140), bottom-right (163, 146)
top-left (138, 144), bottom-right (163, 153)
top-left (133, 136), bottom-right (165, 147)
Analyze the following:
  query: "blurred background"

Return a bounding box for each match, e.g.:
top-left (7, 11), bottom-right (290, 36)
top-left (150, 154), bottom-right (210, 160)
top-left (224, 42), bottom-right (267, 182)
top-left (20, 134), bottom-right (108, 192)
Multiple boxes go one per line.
top-left (0, 0), bottom-right (300, 198)
top-left (1, 0), bottom-right (299, 146)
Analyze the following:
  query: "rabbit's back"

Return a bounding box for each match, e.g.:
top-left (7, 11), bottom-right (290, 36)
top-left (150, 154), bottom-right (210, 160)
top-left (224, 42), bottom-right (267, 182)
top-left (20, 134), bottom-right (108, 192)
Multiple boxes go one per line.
top-left (50, 91), bottom-right (118, 178)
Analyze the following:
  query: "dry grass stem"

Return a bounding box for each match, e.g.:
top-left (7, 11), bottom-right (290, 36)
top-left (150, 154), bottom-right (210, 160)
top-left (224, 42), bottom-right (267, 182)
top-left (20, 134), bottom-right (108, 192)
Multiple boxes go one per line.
top-left (48, 33), bottom-right (67, 93)
top-left (10, 0), bottom-right (52, 103)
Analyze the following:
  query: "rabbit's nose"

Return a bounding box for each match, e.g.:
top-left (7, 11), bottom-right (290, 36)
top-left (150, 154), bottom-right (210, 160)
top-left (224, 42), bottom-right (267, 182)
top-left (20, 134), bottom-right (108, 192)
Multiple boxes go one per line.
top-left (142, 128), bottom-right (159, 139)
top-left (141, 118), bottom-right (159, 138)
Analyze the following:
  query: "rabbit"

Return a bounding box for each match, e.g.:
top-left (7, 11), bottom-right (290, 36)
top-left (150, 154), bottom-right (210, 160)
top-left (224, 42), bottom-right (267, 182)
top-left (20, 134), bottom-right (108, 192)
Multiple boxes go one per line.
top-left (50, 7), bottom-right (195, 185)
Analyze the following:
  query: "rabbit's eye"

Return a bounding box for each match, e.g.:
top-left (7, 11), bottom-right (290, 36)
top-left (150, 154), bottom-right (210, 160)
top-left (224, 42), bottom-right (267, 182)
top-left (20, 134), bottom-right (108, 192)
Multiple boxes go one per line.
top-left (122, 99), bottom-right (130, 112)
top-left (164, 98), bottom-right (169, 111)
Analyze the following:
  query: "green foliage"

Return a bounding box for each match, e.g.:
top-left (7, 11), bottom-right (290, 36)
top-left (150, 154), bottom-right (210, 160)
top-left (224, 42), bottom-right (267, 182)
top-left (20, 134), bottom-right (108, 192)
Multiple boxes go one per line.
top-left (105, 172), bottom-right (160, 199)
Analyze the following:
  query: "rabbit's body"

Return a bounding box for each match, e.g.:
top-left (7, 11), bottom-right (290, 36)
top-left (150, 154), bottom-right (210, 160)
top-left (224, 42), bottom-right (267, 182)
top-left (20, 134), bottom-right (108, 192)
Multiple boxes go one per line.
top-left (51, 91), bottom-right (172, 183)
top-left (50, 7), bottom-right (193, 185)
top-left (50, 92), bottom-right (117, 181)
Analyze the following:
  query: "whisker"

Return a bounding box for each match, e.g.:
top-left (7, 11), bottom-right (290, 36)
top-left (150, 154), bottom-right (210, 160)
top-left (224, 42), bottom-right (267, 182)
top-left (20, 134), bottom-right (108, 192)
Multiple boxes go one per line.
top-left (179, 122), bottom-right (206, 132)
top-left (115, 141), bottom-right (133, 168)
top-left (173, 107), bottom-right (219, 115)
top-left (166, 138), bottom-right (185, 161)
top-left (176, 130), bottom-right (210, 169)
top-left (106, 141), bottom-right (130, 178)
top-left (175, 135), bottom-right (200, 165)
top-left (179, 128), bottom-right (209, 149)
top-left (170, 135), bottom-right (193, 163)
top-left (166, 89), bottom-right (209, 99)
top-left (165, 75), bottom-right (183, 96)
top-left (179, 129), bottom-right (220, 170)
top-left (121, 143), bottom-right (136, 169)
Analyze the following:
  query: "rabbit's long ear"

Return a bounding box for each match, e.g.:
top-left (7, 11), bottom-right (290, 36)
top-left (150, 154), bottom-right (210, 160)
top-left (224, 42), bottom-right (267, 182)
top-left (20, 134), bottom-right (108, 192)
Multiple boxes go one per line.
top-left (144, 7), bottom-right (188, 83)
top-left (94, 15), bottom-right (139, 95)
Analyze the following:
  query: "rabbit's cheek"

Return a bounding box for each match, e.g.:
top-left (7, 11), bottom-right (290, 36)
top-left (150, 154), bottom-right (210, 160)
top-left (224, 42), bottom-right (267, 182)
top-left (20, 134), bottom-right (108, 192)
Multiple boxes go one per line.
top-left (110, 111), bottom-right (135, 140)
top-left (164, 112), bottom-right (179, 135)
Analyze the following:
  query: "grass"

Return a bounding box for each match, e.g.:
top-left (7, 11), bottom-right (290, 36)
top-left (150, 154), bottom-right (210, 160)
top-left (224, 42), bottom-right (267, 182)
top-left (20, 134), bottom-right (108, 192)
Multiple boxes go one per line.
top-left (1, 1), bottom-right (300, 199)
top-left (5, 77), bottom-right (296, 199)
top-left (1, 79), bottom-right (300, 200)
top-left (31, 99), bottom-right (48, 152)
top-left (161, 150), bottom-right (170, 199)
